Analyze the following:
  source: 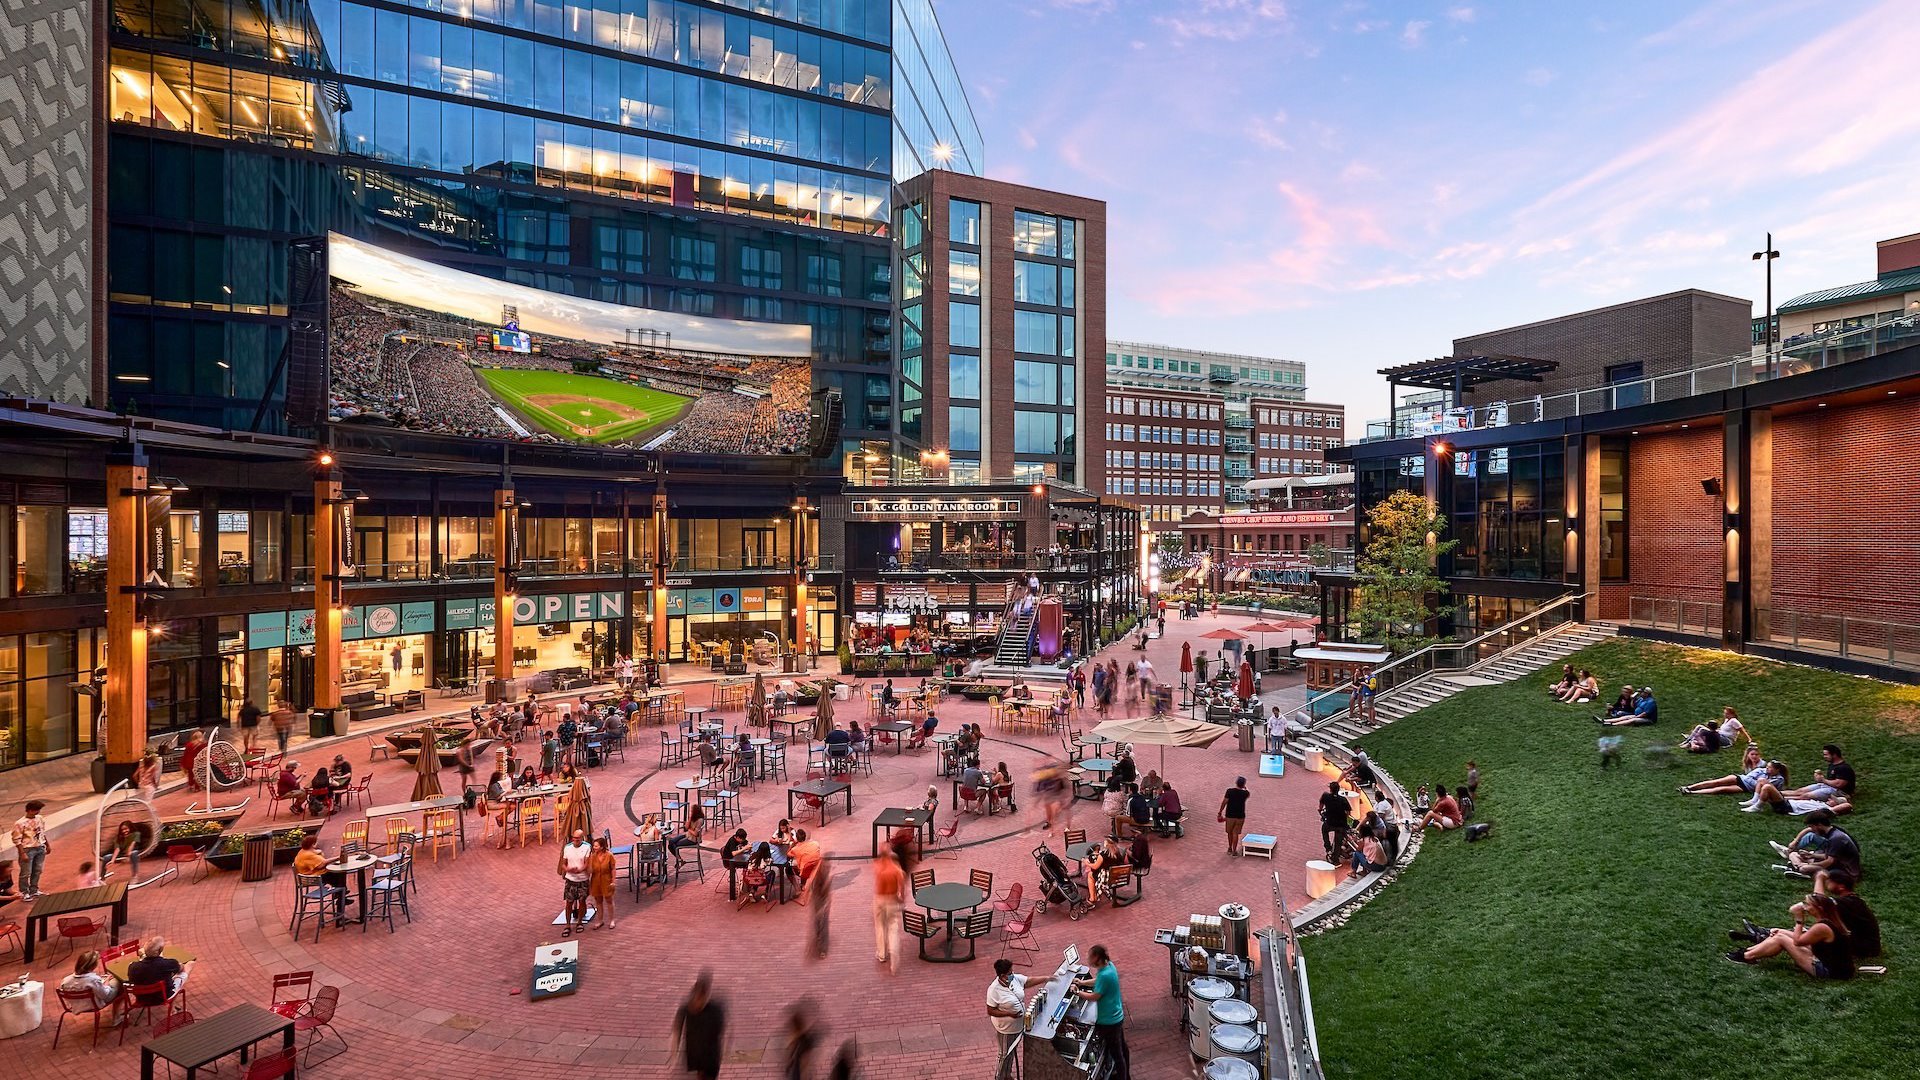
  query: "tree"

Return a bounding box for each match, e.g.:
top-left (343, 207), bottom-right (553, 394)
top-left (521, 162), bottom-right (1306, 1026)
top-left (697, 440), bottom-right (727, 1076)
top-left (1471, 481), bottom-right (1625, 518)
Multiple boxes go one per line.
top-left (1351, 490), bottom-right (1457, 653)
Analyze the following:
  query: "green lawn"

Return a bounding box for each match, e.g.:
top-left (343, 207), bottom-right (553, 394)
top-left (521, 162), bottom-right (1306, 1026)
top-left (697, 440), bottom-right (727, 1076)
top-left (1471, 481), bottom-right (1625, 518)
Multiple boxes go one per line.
top-left (1306, 637), bottom-right (1919, 1080)
top-left (474, 367), bottom-right (692, 444)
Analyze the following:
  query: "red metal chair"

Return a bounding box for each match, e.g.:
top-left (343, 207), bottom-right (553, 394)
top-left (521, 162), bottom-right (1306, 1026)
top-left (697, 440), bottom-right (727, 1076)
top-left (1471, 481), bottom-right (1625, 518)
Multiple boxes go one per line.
top-left (958, 785), bottom-right (982, 815)
top-left (293, 985), bottom-right (346, 1065)
top-left (266, 783), bottom-right (296, 818)
top-left (0, 922), bottom-right (25, 956)
top-left (245, 1048), bottom-right (298, 1080)
top-left (165, 844), bottom-right (208, 885)
top-left (991, 880), bottom-right (1025, 915)
top-left (122, 980), bottom-right (186, 1031)
top-left (999, 900), bottom-right (1040, 964)
top-left (99, 940), bottom-right (141, 966)
top-left (268, 970), bottom-right (315, 1017)
top-left (52, 984), bottom-right (124, 1048)
top-left (48, 915), bottom-right (106, 964)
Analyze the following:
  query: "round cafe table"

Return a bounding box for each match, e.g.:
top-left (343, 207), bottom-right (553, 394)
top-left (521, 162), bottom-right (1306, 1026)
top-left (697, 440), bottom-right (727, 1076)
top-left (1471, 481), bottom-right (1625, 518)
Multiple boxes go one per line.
top-left (913, 882), bottom-right (986, 963)
top-left (0, 980), bottom-right (44, 1039)
top-left (323, 852), bottom-right (381, 929)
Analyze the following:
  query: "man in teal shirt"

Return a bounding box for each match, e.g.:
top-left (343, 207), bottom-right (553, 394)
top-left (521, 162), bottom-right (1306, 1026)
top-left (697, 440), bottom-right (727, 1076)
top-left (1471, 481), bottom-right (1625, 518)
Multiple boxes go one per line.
top-left (1072, 944), bottom-right (1129, 1079)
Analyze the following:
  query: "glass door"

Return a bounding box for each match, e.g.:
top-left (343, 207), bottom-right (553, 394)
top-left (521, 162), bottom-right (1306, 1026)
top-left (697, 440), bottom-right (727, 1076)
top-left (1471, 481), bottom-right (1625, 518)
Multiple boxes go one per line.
top-left (742, 527), bottom-right (777, 569)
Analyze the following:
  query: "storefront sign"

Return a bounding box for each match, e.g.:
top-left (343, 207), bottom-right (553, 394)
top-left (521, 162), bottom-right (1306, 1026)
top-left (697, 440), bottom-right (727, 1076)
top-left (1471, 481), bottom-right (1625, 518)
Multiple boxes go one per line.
top-left (741, 588), bottom-right (766, 612)
top-left (248, 611), bottom-right (288, 650)
top-left (1221, 510), bottom-right (1346, 526)
top-left (401, 601), bottom-right (436, 634)
top-left (511, 591), bottom-right (626, 624)
top-left (144, 493), bottom-right (172, 588)
top-left (664, 591), bottom-right (686, 615)
top-left (687, 590), bottom-right (714, 614)
top-left (288, 610), bottom-right (318, 647)
top-left (363, 604), bottom-right (403, 637)
top-left (849, 497), bottom-right (1022, 517)
top-left (442, 597), bottom-right (491, 631)
top-left (713, 588), bottom-right (740, 613)
top-left (340, 605), bottom-right (366, 642)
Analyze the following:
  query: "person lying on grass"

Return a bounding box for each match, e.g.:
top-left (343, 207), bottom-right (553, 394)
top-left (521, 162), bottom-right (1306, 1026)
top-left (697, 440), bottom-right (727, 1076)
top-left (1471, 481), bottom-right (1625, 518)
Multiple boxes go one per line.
top-left (1419, 787), bottom-right (1462, 830)
top-left (1724, 893), bottom-right (1853, 980)
top-left (1553, 668), bottom-right (1600, 704)
top-left (1770, 809), bottom-right (1861, 888)
top-left (1679, 745), bottom-right (1767, 796)
top-left (1745, 761), bottom-right (1853, 817)
top-left (1598, 686), bottom-right (1658, 726)
top-left (1601, 684), bottom-right (1637, 718)
top-left (1683, 707), bottom-right (1749, 753)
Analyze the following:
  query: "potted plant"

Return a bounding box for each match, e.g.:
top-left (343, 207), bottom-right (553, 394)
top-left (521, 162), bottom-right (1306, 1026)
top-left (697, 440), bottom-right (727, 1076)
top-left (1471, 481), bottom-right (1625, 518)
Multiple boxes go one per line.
top-left (155, 817), bottom-right (232, 852)
top-left (205, 824), bottom-right (313, 871)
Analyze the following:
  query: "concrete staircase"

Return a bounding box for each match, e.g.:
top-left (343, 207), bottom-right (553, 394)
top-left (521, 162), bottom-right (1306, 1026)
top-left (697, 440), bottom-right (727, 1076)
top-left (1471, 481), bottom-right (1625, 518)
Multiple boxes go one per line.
top-left (1297, 622), bottom-right (1618, 752)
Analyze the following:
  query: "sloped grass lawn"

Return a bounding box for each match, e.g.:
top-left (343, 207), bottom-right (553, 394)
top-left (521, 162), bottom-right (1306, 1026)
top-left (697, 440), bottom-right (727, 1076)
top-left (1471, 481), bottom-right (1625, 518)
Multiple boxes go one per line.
top-left (1306, 638), bottom-right (1919, 1080)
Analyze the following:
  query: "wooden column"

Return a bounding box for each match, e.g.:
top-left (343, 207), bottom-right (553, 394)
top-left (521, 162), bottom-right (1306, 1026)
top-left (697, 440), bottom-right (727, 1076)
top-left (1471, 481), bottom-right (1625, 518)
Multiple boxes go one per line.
top-left (494, 488), bottom-right (517, 684)
top-left (103, 461), bottom-right (148, 782)
top-left (650, 489), bottom-right (669, 660)
top-left (314, 475), bottom-right (342, 712)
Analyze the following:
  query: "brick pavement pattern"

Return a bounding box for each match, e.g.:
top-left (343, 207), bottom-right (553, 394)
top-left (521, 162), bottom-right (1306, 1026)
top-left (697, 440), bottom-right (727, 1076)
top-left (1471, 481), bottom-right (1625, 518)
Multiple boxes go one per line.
top-left (0, 613), bottom-right (1327, 1079)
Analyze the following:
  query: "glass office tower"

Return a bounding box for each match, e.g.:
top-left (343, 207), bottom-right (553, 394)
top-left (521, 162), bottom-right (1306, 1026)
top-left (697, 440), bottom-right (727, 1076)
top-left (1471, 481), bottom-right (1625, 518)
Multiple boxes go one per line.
top-left (103, 0), bottom-right (978, 463)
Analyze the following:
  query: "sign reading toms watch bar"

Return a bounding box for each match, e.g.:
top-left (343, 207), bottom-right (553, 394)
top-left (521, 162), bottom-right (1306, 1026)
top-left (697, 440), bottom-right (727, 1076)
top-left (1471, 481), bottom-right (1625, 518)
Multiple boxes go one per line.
top-left (850, 498), bottom-right (1022, 516)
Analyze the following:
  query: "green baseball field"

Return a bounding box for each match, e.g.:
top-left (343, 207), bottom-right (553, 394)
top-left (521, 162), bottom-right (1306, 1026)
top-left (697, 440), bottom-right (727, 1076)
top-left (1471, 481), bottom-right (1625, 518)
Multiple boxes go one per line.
top-left (474, 368), bottom-right (693, 445)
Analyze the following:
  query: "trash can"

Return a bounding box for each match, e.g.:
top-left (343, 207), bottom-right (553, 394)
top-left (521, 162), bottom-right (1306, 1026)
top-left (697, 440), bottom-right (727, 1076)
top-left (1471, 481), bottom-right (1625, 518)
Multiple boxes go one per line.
top-left (241, 830), bottom-right (275, 881)
top-left (1218, 902), bottom-right (1252, 959)
top-left (486, 677), bottom-right (520, 704)
top-left (1265, 647), bottom-right (1281, 672)
top-left (307, 708), bottom-right (337, 739)
top-left (1236, 720), bottom-right (1256, 753)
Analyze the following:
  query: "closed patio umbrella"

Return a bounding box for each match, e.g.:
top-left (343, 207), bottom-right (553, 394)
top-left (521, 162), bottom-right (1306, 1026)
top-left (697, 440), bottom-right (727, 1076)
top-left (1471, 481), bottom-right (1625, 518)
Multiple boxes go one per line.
top-left (1179, 641), bottom-right (1193, 686)
top-left (409, 724), bottom-right (444, 802)
top-left (748, 671), bottom-right (768, 729)
top-left (557, 775), bottom-right (593, 839)
top-left (1237, 660), bottom-right (1256, 703)
top-left (813, 685), bottom-right (835, 741)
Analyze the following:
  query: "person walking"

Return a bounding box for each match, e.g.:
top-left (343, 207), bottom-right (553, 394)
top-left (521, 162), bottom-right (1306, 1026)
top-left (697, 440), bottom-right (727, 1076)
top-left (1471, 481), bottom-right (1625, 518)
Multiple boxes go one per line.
top-left (558, 830), bottom-right (592, 936)
top-left (587, 835), bottom-right (618, 930)
top-left (270, 699), bottom-right (297, 755)
top-left (782, 1003), bottom-right (819, 1080)
top-left (986, 958), bottom-right (1029, 1079)
top-left (805, 858), bottom-right (833, 962)
top-left (10, 800), bottom-right (50, 899)
top-left (237, 698), bottom-right (263, 755)
top-left (872, 848), bottom-right (906, 974)
top-left (1071, 944), bottom-right (1129, 1080)
top-left (1219, 776), bottom-right (1251, 857)
top-left (671, 974), bottom-right (727, 1080)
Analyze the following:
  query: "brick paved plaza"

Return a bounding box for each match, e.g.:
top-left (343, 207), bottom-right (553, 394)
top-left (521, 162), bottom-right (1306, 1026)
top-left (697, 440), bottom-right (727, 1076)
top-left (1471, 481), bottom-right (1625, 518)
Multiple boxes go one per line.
top-left (3, 614), bottom-right (1325, 1079)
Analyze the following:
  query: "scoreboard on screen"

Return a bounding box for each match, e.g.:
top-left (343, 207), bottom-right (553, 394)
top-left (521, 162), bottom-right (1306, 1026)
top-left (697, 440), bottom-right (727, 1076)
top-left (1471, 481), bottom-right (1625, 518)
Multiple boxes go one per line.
top-left (479, 321), bottom-right (532, 353)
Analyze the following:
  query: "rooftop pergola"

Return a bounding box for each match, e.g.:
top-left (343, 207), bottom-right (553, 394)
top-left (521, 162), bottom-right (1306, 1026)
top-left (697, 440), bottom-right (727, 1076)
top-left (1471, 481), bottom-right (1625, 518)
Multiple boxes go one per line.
top-left (1380, 353), bottom-right (1559, 422)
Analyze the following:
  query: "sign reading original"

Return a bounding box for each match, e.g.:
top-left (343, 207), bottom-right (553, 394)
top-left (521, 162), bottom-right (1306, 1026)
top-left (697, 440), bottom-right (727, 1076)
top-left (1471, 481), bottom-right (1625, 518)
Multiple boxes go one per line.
top-left (849, 497), bottom-right (1022, 516)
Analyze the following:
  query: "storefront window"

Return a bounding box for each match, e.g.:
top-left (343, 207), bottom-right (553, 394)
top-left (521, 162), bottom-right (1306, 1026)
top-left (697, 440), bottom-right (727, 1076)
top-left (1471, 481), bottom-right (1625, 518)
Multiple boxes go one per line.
top-left (148, 622), bottom-right (202, 733)
top-left (440, 514), bottom-right (494, 580)
top-left (166, 509), bottom-right (201, 587)
top-left (15, 506), bottom-right (65, 595)
top-left (343, 633), bottom-right (431, 695)
top-left (291, 511), bottom-right (314, 585)
top-left (215, 511), bottom-right (252, 583)
top-left (387, 514), bottom-right (429, 581)
top-left (521, 514), bottom-right (566, 576)
top-left (1600, 445), bottom-right (1628, 581)
top-left (68, 509), bottom-right (109, 593)
top-left (252, 509), bottom-right (285, 583)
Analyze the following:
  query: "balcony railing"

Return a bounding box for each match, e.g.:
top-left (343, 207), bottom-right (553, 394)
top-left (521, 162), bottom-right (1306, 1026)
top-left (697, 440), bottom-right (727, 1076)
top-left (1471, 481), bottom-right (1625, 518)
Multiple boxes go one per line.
top-left (1225, 438), bottom-right (1254, 453)
top-left (1625, 596), bottom-right (1723, 638)
top-left (1225, 414), bottom-right (1255, 429)
top-left (1361, 313), bottom-right (1920, 443)
top-left (1755, 608), bottom-right (1920, 672)
top-left (302, 553), bottom-right (839, 587)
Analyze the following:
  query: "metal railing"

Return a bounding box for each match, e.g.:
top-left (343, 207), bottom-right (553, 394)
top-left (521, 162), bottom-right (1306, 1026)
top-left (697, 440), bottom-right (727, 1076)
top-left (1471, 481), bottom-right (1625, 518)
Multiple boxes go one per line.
top-left (1626, 595), bottom-right (1723, 637)
top-left (1362, 314), bottom-right (1920, 442)
top-left (1753, 607), bottom-right (1920, 672)
top-left (1304, 590), bottom-right (1590, 721)
top-left (1264, 871), bottom-right (1326, 1080)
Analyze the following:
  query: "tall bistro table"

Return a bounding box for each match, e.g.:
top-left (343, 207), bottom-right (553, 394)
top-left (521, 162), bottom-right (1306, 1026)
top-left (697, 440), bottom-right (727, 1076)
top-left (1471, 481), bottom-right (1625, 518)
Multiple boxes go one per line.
top-left (23, 882), bottom-right (128, 963)
top-left (364, 793), bottom-right (468, 850)
top-left (786, 778), bottom-right (853, 826)
top-left (912, 882), bottom-right (986, 963)
top-left (141, 1002), bottom-right (294, 1080)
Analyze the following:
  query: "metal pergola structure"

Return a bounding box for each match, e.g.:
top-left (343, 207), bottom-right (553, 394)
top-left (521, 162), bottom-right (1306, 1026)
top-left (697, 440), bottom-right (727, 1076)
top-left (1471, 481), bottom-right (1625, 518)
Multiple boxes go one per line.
top-left (1380, 353), bottom-right (1559, 426)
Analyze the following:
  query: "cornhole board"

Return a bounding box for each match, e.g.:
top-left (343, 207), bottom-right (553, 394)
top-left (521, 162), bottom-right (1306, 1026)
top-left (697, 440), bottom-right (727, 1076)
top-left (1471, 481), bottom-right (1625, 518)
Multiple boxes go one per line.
top-left (1241, 834), bottom-right (1278, 859)
top-left (531, 940), bottom-right (580, 1000)
top-left (1258, 754), bottom-right (1286, 778)
top-left (549, 908), bottom-right (597, 925)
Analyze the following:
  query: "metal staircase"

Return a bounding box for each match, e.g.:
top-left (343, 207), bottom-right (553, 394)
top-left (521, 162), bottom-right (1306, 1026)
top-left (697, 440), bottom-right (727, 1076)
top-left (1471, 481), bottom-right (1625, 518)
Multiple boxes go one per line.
top-left (995, 609), bottom-right (1035, 667)
top-left (1296, 594), bottom-right (1615, 752)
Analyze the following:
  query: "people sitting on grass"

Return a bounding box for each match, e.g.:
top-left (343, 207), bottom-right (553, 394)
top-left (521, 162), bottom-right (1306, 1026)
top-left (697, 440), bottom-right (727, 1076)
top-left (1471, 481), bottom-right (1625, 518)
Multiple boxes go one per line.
top-left (1724, 893), bottom-right (1853, 979)
top-left (1680, 746), bottom-right (1768, 796)
top-left (1548, 664), bottom-right (1576, 698)
top-left (1771, 809), bottom-right (1861, 887)
top-left (1602, 684), bottom-right (1637, 718)
top-left (1789, 744), bottom-right (1858, 804)
top-left (1598, 686), bottom-right (1658, 726)
top-left (1684, 707), bottom-right (1750, 753)
top-left (1348, 833), bottom-right (1389, 878)
top-left (1420, 786), bottom-right (1463, 831)
top-left (1746, 761), bottom-right (1854, 816)
top-left (1553, 668), bottom-right (1600, 704)
top-left (1453, 785), bottom-right (1476, 822)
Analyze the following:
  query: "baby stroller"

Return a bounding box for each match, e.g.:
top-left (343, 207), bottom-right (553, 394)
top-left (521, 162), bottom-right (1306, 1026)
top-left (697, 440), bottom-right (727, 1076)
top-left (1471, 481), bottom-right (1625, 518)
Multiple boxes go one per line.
top-left (1033, 842), bottom-right (1091, 920)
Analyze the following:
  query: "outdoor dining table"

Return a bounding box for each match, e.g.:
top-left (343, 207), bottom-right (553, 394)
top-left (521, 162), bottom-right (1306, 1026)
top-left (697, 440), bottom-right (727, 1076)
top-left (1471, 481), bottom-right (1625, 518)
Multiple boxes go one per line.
top-left (871, 807), bottom-right (933, 857)
top-left (872, 720), bottom-right (913, 753)
top-left (1074, 758), bottom-right (1116, 801)
top-left (323, 852), bottom-right (381, 930)
top-left (771, 715), bottom-right (814, 743)
top-left (140, 1002), bottom-right (293, 1080)
top-left (686, 706), bottom-right (711, 729)
top-left (107, 944), bottom-right (196, 983)
top-left (22, 882), bottom-right (128, 963)
top-left (724, 847), bottom-right (792, 903)
top-left (787, 778), bottom-right (854, 826)
top-left (748, 737), bottom-right (776, 778)
top-left (913, 882), bottom-right (986, 963)
top-left (365, 793), bottom-right (468, 849)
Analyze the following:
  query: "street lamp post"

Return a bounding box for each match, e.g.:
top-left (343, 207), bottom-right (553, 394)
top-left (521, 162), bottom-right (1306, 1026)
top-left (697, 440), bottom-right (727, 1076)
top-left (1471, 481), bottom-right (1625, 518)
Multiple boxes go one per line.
top-left (1753, 233), bottom-right (1780, 379)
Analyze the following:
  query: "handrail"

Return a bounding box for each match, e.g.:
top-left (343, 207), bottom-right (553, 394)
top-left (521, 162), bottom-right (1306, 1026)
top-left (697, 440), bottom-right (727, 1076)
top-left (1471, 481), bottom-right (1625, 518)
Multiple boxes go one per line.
top-left (1303, 590), bottom-right (1590, 720)
top-left (1265, 871), bottom-right (1326, 1080)
top-left (1363, 313), bottom-right (1920, 442)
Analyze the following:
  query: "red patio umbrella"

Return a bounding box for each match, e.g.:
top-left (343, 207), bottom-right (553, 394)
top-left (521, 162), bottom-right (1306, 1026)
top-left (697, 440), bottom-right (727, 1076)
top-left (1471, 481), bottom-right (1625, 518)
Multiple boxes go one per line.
top-left (1236, 660), bottom-right (1255, 702)
top-left (1179, 641), bottom-right (1193, 679)
top-left (1198, 628), bottom-right (1248, 643)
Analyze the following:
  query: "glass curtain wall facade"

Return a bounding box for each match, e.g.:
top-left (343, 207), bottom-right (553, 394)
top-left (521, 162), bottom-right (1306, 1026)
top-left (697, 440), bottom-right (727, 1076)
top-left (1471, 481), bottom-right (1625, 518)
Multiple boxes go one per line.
top-left (104, 0), bottom-right (976, 453)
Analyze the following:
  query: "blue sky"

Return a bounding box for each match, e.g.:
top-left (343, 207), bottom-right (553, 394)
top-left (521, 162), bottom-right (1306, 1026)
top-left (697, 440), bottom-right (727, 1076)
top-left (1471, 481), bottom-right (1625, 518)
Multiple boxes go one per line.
top-left (935, 0), bottom-right (1920, 423)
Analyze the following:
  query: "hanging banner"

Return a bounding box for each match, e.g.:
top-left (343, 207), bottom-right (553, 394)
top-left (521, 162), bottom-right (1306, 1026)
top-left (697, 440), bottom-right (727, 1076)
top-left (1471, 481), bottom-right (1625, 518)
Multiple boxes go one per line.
top-left (337, 501), bottom-right (357, 575)
top-left (144, 493), bottom-right (172, 588)
top-left (504, 504), bottom-right (522, 573)
top-left (248, 611), bottom-right (288, 650)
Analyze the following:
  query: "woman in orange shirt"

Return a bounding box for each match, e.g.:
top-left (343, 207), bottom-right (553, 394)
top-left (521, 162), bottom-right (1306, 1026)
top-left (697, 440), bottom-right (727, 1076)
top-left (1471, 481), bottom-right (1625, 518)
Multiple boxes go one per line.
top-left (587, 835), bottom-right (619, 930)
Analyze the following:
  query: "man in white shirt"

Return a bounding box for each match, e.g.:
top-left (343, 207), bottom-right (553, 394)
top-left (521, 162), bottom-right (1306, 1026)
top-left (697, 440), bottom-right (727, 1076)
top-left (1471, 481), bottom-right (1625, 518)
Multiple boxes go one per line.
top-left (1135, 658), bottom-right (1155, 699)
top-left (1266, 707), bottom-right (1288, 753)
top-left (558, 830), bottom-right (593, 936)
top-left (985, 958), bottom-right (1029, 1078)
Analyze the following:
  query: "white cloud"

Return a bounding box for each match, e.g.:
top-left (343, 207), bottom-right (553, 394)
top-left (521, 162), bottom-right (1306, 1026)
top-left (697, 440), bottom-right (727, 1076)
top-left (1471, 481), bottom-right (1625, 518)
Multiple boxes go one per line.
top-left (1446, 5), bottom-right (1477, 23)
top-left (1156, 0), bottom-right (1292, 42)
top-left (1401, 19), bottom-right (1431, 47)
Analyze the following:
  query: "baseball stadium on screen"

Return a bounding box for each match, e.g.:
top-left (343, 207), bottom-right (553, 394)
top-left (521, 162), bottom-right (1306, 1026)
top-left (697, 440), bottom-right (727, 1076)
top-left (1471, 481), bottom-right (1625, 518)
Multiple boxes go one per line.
top-left (324, 233), bottom-right (815, 455)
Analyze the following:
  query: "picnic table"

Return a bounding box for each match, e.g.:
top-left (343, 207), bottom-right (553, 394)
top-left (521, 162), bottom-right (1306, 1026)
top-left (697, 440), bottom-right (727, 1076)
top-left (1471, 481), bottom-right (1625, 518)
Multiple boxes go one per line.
top-left (787, 778), bottom-right (853, 826)
top-left (140, 1002), bottom-right (293, 1080)
top-left (365, 793), bottom-right (468, 849)
top-left (23, 883), bottom-right (128, 963)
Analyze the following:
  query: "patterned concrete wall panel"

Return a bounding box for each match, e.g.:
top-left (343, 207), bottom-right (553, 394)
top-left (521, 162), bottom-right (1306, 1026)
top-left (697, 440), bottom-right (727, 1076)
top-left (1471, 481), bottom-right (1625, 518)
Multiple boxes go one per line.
top-left (0, 0), bottom-right (93, 405)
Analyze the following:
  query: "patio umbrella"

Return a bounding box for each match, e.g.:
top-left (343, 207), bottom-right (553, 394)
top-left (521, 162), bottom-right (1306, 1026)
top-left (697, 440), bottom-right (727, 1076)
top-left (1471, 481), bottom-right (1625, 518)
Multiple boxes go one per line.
top-left (1179, 641), bottom-right (1193, 686)
top-left (748, 671), bottom-right (768, 729)
top-left (1200, 626), bottom-right (1248, 672)
top-left (1237, 660), bottom-right (1256, 703)
top-left (557, 775), bottom-right (593, 840)
top-left (1091, 713), bottom-right (1231, 773)
top-left (409, 724), bottom-right (443, 801)
top-left (813, 685), bottom-right (835, 741)
top-left (1241, 620), bottom-right (1287, 656)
